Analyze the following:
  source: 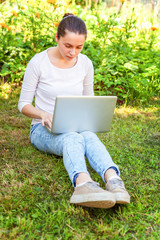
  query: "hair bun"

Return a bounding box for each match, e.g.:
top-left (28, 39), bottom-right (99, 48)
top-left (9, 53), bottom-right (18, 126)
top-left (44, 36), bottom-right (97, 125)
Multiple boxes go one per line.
top-left (63, 13), bottom-right (74, 18)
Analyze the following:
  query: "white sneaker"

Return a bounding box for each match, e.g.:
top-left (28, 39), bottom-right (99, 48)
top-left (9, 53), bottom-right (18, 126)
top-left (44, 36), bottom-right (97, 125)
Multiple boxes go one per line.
top-left (106, 177), bottom-right (130, 204)
top-left (70, 181), bottom-right (116, 208)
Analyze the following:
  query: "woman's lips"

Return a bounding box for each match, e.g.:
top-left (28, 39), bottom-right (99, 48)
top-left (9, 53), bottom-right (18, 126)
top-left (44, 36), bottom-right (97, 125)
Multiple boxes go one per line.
top-left (67, 56), bottom-right (74, 60)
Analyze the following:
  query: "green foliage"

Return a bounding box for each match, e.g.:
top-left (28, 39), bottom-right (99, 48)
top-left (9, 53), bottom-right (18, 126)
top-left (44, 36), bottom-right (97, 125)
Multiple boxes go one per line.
top-left (0, 0), bottom-right (160, 104)
top-left (82, 11), bottom-right (160, 104)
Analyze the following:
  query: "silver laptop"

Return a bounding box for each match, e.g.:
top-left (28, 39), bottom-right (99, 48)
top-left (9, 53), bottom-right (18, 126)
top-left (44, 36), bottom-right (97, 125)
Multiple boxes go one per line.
top-left (46, 96), bottom-right (117, 134)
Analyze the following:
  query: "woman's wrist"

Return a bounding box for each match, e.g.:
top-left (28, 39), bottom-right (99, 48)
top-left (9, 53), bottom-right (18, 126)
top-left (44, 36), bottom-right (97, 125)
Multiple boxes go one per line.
top-left (22, 104), bottom-right (45, 119)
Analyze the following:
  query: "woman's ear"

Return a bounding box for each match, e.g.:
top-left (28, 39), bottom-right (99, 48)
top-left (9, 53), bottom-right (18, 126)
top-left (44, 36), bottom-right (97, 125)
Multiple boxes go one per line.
top-left (55, 33), bottom-right (58, 43)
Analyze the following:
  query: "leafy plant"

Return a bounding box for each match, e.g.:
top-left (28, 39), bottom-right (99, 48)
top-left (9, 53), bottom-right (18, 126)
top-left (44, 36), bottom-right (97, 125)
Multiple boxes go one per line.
top-left (0, 0), bottom-right (160, 104)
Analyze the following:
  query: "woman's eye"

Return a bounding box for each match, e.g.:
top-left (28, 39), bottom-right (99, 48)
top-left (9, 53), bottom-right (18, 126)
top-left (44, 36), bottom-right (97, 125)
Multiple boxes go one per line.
top-left (65, 45), bottom-right (82, 49)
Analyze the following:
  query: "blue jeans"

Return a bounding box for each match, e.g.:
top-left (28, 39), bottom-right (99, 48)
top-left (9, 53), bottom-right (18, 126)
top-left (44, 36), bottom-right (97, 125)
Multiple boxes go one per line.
top-left (30, 123), bottom-right (120, 187)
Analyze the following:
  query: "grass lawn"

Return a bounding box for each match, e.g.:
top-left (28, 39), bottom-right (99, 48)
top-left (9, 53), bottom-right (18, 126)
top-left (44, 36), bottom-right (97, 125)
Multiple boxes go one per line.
top-left (0, 83), bottom-right (160, 239)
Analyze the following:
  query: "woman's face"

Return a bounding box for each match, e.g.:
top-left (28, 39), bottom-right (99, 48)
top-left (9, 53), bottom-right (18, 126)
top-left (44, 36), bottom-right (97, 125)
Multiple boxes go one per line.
top-left (55, 30), bottom-right (86, 61)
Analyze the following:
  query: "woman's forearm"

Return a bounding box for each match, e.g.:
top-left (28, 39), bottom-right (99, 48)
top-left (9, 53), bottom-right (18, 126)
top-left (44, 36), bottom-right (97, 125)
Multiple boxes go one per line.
top-left (22, 104), bottom-right (44, 119)
top-left (22, 104), bottom-right (53, 128)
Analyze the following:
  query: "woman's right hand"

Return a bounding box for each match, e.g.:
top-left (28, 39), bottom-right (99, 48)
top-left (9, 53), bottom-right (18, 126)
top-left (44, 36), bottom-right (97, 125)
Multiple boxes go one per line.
top-left (41, 112), bottom-right (53, 129)
top-left (22, 104), bottom-right (53, 128)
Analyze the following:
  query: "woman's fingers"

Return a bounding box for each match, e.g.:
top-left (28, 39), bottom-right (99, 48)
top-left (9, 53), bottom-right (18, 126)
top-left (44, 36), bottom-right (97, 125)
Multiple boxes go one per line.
top-left (46, 118), bottom-right (52, 129)
top-left (41, 115), bottom-right (52, 128)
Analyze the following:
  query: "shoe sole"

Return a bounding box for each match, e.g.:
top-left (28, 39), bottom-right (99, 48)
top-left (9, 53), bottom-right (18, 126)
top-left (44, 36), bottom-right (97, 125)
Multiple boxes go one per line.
top-left (114, 192), bottom-right (130, 204)
top-left (70, 192), bottom-right (116, 209)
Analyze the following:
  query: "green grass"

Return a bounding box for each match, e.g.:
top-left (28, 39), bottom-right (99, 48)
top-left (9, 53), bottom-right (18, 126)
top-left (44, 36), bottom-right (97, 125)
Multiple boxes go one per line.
top-left (0, 84), bottom-right (160, 239)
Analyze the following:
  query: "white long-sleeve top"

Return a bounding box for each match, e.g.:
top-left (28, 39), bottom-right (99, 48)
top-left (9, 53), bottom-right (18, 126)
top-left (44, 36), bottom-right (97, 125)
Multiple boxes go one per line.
top-left (18, 48), bottom-right (94, 125)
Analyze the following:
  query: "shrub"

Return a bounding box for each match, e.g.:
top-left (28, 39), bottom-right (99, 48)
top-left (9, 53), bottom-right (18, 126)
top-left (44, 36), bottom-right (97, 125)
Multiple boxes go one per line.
top-left (0, 0), bottom-right (159, 104)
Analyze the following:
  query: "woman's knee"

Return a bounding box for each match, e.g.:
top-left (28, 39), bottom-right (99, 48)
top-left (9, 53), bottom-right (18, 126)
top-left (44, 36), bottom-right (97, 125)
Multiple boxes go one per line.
top-left (80, 131), bottom-right (99, 141)
top-left (63, 132), bottom-right (85, 146)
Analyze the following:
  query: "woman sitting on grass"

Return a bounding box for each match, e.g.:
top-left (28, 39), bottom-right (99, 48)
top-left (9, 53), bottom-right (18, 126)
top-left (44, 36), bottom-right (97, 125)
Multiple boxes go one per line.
top-left (18, 13), bottom-right (130, 208)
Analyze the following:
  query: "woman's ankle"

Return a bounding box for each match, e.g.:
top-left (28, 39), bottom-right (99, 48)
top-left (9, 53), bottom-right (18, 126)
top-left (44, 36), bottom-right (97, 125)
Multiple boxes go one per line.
top-left (75, 172), bottom-right (93, 187)
top-left (104, 168), bottom-right (118, 183)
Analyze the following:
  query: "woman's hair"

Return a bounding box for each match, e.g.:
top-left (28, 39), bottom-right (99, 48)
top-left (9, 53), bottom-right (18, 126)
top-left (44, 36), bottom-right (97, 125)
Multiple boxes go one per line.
top-left (57, 13), bottom-right (87, 39)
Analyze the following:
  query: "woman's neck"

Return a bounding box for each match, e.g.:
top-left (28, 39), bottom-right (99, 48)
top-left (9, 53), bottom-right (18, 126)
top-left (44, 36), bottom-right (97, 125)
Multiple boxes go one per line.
top-left (47, 47), bottom-right (77, 69)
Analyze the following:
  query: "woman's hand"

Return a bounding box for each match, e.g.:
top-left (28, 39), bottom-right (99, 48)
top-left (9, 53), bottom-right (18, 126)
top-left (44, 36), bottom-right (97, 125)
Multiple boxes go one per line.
top-left (41, 112), bottom-right (53, 129)
top-left (22, 104), bottom-right (53, 129)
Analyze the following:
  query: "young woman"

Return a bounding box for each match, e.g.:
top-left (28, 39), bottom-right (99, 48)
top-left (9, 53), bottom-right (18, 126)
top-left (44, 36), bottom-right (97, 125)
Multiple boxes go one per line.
top-left (18, 13), bottom-right (130, 208)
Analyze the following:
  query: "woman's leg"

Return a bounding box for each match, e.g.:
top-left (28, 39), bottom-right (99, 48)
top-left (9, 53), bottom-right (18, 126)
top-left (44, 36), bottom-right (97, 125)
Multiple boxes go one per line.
top-left (80, 131), bottom-right (120, 183)
top-left (62, 131), bottom-right (92, 186)
top-left (30, 124), bottom-right (90, 186)
top-left (80, 131), bottom-right (130, 204)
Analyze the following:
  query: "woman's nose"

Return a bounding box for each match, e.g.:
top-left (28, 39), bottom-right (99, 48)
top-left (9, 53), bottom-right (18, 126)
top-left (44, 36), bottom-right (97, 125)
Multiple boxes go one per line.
top-left (70, 48), bottom-right (75, 56)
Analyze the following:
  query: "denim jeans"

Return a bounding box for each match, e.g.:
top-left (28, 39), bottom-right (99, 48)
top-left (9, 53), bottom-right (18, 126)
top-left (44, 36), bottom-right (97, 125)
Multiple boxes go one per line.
top-left (30, 123), bottom-right (120, 187)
